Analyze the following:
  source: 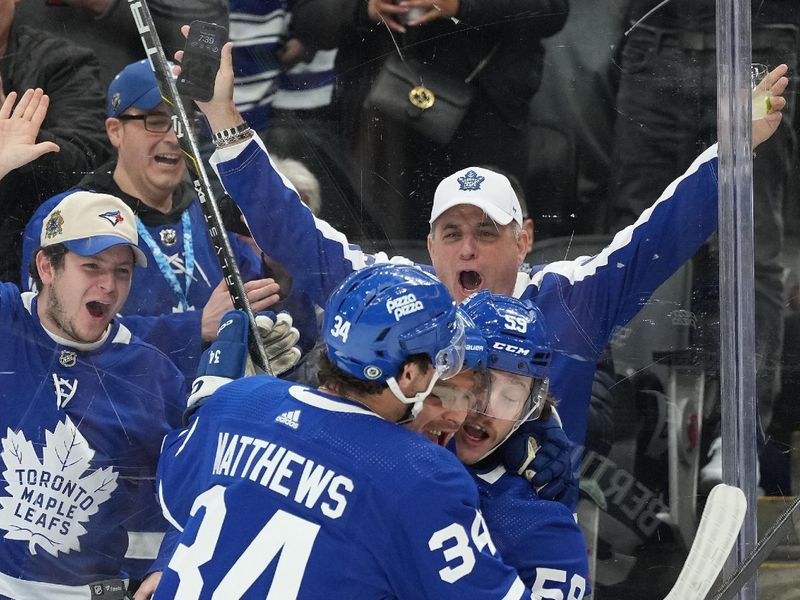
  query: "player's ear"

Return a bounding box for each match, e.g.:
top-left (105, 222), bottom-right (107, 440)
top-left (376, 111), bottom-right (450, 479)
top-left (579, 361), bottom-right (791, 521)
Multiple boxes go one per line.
top-left (396, 359), bottom-right (433, 397)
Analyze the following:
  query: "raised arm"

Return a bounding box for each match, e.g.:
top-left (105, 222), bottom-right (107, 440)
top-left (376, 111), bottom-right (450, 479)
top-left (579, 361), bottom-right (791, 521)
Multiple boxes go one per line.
top-left (0, 89), bottom-right (59, 181)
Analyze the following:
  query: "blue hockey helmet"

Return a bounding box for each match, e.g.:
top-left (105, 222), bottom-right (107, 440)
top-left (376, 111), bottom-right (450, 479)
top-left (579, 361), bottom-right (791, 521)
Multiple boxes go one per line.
top-left (461, 290), bottom-right (552, 426)
top-left (461, 290), bottom-right (551, 380)
top-left (323, 264), bottom-right (466, 407)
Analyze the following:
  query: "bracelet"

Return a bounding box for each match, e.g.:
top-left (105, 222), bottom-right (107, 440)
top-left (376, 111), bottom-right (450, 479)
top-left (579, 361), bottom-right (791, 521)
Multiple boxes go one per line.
top-left (212, 122), bottom-right (252, 148)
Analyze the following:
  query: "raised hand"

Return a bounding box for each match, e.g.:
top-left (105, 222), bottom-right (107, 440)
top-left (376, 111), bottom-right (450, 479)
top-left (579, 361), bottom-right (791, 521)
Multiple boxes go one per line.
top-left (201, 277), bottom-right (281, 342)
top-left (753, 63), bottom-right (789, 149)
top-left (173, 25), bottom-right (239, 132)
top-left (0, 88), bottom-right (60, 180)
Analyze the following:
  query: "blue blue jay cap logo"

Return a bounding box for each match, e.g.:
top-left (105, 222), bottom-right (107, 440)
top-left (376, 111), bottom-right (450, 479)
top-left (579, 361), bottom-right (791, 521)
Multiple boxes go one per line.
top-left (457, 170), bottom-right (486, 192)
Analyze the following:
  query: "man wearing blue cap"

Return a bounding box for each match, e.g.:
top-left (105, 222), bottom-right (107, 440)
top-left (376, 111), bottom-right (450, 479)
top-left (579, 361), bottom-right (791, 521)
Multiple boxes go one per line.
top-left (0, 190), bottom-right (187, 599)
top-left (21, 59), bottom-right (305, 382)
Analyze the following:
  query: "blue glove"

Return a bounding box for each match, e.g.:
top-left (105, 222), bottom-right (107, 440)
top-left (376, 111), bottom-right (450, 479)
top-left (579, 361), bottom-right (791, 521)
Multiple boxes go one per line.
top-left (502, 410), bottom-right (579, 511)
top-left (187, 309), bottom-right (252, 411)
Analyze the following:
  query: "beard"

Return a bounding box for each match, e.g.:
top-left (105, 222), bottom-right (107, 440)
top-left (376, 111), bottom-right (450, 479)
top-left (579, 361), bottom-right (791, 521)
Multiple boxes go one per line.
top-left (45, 281), bottom-right (104, 344)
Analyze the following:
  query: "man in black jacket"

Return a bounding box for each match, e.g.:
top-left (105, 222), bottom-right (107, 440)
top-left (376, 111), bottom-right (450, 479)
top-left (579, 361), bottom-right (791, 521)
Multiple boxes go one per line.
top-left (0, 0), bottom-right (110, 281)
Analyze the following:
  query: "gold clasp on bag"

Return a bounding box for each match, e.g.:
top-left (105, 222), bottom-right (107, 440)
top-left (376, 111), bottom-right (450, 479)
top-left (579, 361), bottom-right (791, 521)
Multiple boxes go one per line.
top-left (409, 85), bottom-right (435, 110)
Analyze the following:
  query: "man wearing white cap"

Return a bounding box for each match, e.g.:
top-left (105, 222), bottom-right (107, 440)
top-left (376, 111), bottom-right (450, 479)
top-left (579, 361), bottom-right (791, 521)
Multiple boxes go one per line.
top-left (0, 190), bottom-right (185, 598)
top-left (191, 44), bottom-right (787, 486)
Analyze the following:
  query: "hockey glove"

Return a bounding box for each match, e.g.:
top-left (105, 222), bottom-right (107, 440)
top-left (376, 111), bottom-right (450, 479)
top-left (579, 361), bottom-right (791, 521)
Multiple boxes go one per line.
top-left (187, 309), bottom-right (301, 411)
top-left (255, 311), bottom-right (302, 375)
top-left (502, 410), bottom-right (579, 511)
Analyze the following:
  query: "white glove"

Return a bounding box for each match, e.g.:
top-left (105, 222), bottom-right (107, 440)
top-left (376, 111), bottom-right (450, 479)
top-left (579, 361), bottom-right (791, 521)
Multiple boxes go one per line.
top-left (252, 311), bottom-right (302, 376)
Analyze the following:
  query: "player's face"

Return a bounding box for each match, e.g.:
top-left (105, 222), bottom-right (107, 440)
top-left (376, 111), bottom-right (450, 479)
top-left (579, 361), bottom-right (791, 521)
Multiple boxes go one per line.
top-left (427, 205), bottom-right (529, 303)
top-left (455, 370), bottom-right (533, 465)
top-left (108, 105), bottom-right (185, 206)
top-left (405, 371), bottom-right (476, 446)
top-left (39, 247), bottom-right (134, 343)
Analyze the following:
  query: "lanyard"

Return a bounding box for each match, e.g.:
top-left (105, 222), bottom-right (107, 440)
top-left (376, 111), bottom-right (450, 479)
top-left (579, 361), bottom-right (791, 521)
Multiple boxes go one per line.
top-left (136, 211), bottom-right (195, 311)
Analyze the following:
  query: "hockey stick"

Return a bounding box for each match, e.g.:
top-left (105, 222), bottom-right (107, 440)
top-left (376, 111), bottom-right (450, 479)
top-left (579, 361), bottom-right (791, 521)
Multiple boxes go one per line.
top-left (709, 494), bottom-right (800, 600)
top-left (662, 484), bottom-right (747, 600)
top-left (126, 0), bottom-right (273, 375)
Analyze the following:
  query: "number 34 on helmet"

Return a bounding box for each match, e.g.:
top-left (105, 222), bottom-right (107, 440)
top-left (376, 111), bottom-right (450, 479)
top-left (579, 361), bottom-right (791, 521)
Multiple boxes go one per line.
top-left (323, 264), bottom-right (466, 406)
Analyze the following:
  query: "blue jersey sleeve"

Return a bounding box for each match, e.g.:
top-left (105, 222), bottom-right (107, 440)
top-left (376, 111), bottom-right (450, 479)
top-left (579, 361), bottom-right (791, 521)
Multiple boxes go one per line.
top-left (524, 144), bottom-right (719, 357)
top-left (211, 137), bottom-right (413, 307)
top-left (121, 311), bottom-right (204, 379)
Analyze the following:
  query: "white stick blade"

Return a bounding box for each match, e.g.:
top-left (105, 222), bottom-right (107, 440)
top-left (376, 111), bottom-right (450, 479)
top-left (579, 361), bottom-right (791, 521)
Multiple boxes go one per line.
top-left (663, 484), bottom-right (747, 600)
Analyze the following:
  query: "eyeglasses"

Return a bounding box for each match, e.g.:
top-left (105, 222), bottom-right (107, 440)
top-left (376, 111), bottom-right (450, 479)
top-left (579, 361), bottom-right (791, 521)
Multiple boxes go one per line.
top-left (117, 113), bottom-right (205, 135)
top-left (117, 113), bottom-right (173, 133)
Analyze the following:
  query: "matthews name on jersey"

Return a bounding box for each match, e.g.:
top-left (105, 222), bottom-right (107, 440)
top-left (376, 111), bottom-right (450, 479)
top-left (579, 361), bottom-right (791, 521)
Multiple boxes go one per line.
top-left (0, 283), bottom-right (185, 597)
top-left (155, 377), bottom-right (530, 599)
top-left (472, 464), bottom-right (589, 599)
top-left (210, 135), bottom-right (719, 448)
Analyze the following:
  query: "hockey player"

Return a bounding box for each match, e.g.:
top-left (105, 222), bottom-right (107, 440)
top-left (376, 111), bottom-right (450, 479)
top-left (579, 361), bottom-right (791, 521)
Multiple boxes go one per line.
top-left (153, 263), bottom-right (538, 599)
top-left (406, 292), bottom-right (589, 597)
top-left (20, 59), bottom-right (304, 380)
top-left (188, 37), bottom-right (788, 454)
top-left (0, 190), bottom-right (186, 598)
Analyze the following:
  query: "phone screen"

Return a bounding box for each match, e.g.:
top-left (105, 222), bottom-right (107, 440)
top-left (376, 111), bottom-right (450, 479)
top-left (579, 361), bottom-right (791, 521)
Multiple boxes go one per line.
top-left (177, 21), bottom-right (227, 102)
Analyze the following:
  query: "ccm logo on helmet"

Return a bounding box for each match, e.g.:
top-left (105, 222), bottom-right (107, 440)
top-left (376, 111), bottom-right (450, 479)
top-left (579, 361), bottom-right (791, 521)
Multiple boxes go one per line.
top-left (492, 341), bottom-right (530, 355)
top-left (386, 293), bottom-right (424, 321)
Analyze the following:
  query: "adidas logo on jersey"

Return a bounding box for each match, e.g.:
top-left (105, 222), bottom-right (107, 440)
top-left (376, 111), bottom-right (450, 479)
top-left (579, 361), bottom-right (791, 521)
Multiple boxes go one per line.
top-left (275, 410), bottom-right (301, 430)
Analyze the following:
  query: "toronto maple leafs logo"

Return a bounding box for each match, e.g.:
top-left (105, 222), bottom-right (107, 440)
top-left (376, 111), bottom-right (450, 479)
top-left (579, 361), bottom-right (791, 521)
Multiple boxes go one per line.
top-left (99, 211), bottom-right (124, 227)
top-left (0, 417), bottom-right (118, 556)
top-left (44, 210), bottom-right (65, 239)
top-left (457, 170), bottom-right (485, 192)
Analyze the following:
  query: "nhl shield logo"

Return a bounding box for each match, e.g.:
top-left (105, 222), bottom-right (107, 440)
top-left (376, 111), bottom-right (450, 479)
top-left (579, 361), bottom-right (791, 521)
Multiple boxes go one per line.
top-left (457, 170), bottom-right (485, 192)
top-left (44, 210), bottom-right (65, 239)
top-left (159, 228), bottom-right (178, 247)
top-left (59, 350), bottom-right (77, 368)
top-left (111, 92), bottom-right (121, 112)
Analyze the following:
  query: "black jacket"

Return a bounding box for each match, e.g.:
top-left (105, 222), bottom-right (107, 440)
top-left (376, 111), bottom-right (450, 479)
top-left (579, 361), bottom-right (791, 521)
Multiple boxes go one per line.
top-left (0, 23), bottom-right (109, 281)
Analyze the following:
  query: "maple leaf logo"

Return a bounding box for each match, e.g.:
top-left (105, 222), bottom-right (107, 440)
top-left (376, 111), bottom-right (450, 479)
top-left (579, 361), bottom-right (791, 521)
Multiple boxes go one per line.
top-left (0, 417), bottom-right (118, 556)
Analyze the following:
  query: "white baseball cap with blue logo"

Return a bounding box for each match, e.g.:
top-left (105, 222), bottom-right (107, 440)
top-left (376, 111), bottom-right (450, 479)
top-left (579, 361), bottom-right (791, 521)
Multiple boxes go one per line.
top-left (429, 166), bottom-right (523, 227)
top-left (40, 191), bottom-right (148, 267)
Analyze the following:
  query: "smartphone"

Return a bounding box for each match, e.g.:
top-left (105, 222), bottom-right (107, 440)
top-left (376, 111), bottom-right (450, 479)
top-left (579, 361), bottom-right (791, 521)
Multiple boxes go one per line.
top-left (177, 20), bottom-right (228, 102)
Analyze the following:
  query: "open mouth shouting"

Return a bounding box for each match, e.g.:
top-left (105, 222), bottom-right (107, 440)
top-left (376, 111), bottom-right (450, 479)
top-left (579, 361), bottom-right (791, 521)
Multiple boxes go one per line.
top-left (86, 300), bottom-right (111, 320)
top-left (422, 427), bottom-right (459, 447)
top-left (461, 421), bottom-right (491, 446)
top-left (459, 270), bottom-right (483, 294)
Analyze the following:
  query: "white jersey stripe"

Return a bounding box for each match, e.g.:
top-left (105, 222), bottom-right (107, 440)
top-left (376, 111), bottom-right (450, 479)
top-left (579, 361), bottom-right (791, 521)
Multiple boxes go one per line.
top-left (529, 143), bottom-right (719, 289)
top-left (124, 531), bottom-right (165, 560)
top-left (501, 576), bottom-right (531, 600)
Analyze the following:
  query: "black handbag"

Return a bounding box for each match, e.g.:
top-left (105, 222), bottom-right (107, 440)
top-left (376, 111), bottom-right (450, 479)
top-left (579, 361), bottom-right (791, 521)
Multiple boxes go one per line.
top-left (363, 46), bottom-right (499, 146)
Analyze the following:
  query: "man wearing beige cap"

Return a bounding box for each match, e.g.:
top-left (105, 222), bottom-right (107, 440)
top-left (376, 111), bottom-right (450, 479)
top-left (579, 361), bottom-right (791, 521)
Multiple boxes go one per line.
top-left (0, 190), bottom-right (185, 598)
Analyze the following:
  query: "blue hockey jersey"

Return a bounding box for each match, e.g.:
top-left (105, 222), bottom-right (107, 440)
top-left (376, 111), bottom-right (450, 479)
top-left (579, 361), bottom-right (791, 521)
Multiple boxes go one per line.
top-left (155, 377), bottom-right (529, 599)
top-left (0, 283), bottom-right (185, 597)
top-left (210, 136), bottom-right (719, 447)
top-left (21, 186), bottom-right (264, 379)
top-left (471, 465), bottom-right (589, 598)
